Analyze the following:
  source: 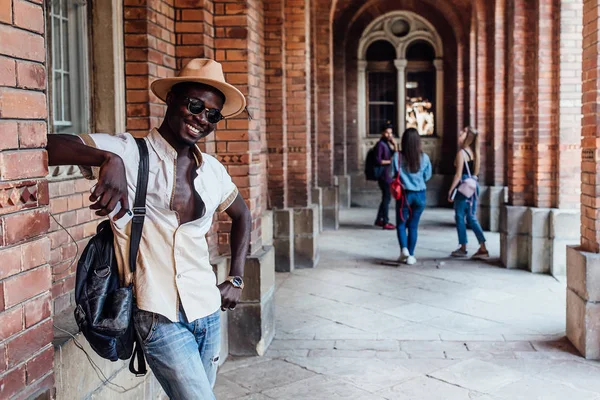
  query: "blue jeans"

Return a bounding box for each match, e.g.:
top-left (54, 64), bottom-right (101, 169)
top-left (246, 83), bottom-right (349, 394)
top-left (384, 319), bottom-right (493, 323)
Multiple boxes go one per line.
top-left (396, 190), bottom-right (426, 256)
top-left (376, 179), bottom-right (392, 224)
top-left (454, 190), bottom-right (486, 245)
top-left (133, 306), bottom-right (221, 400)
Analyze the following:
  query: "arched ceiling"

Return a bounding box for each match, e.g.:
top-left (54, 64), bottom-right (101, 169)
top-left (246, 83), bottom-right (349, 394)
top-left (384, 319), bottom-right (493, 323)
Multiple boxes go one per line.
top-left (329, 0), bottom-right (474, 44)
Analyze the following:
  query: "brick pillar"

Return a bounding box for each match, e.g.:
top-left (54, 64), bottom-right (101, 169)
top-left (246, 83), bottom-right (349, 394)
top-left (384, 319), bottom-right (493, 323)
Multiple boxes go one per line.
top-left (0, 1), bottom-right (54, 398)
top-left (313, 0), bottom-right (338, 230)
top-left (124, 0), bottom-right (176, 137)
top-left (493, 0), bottom-right (507, 188)
top-left (332, 39), bottom-right (351, 209)
top-left (283, 0), bottom-right (319, 268)
top-left (214, 0), bottom-right (275, 356)
top-left (566, 0), bottom-right (600, 360)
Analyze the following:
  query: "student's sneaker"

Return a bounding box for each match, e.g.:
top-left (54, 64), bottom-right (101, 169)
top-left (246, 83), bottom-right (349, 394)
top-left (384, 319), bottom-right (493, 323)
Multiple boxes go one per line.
top-left (451, 248), bottom-right (468, 258)
top-left (382, 223), bottom-right (396, 230)
top-left (398, 248), bottom-right (410, 263)
top-left (375, 220), bottom-right (385, 227)
top-left (406, 256), bottom-right (417, 265)
top-left (471, 249), bottom-right (489, 260)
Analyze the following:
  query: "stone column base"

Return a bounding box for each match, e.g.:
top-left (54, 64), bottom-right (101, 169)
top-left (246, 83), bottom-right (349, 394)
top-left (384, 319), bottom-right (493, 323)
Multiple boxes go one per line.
top-left (273, 209), bottom-right (294, 272)
top-left (293, 205), bottom-right (320, 268)
top-left (312, 187), bottom-right (324, 233)
top-left (566, 246), bottom-right (600, 359)
top-left (321, 186), bottom-right (339, 230)
top-left (501, 206), bottom-right (579, 276)
top-left (335, 175), bottom-right (351, 209)
top-left (227, 246), bottom-right (276, 356)
top-left (478, 186), bottom-right (507, 232)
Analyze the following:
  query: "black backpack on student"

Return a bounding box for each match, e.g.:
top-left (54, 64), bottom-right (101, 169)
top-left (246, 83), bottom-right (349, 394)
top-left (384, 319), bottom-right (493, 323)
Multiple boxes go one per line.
top-left (73, 138), bottom-right (149, 375)
top-left (364, 143), bottom-right (384, 181)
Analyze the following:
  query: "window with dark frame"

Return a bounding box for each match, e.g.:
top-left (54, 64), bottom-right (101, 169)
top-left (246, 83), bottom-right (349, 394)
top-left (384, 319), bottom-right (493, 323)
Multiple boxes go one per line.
top-left (48, 0), bottom-right (90, 134)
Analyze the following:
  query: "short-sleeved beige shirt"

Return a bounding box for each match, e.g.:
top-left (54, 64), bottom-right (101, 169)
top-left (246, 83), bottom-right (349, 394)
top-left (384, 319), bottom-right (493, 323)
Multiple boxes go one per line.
top-left (78, 128), bottom-right (238, 322)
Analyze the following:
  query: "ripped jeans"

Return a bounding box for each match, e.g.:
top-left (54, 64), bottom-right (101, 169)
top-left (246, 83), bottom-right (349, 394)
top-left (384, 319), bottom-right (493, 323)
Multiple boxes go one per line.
top-left (133, 305), bottom-right (221, 400)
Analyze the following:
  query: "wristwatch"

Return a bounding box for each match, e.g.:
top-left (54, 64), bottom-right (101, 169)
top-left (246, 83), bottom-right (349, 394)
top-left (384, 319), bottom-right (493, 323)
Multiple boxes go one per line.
top-left (226, 276), bottom-right (244, 290)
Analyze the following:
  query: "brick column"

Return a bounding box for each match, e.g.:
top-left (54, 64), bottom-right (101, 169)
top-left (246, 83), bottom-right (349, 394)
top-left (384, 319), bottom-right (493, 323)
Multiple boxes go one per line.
top-left (313, 0), bottom-right (338, 230)
top-left (283, 0), bottom-right (319, 268)
top-left (124, 0), bottom-right (176, 137)
top-left (566, 0), bottom-right (600, 360)
top-left (0, 1), bottom-right (54, 398)
top-left (214, 0), bottom-right (275, 356)
top-left (493, 0), bottom-right (507, 188)
top-left (500, 0), bottom-right (537, 270)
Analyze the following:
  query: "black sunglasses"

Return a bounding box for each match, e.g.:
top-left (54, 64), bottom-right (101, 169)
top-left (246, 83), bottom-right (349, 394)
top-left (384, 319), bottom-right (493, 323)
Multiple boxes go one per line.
top-left (184, 97), bottom-right (224, 124)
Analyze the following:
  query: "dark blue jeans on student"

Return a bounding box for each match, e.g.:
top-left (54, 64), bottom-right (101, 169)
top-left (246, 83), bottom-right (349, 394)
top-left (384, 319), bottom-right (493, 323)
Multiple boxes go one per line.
top-left (396, 190), bottom-right (426, 256)
top-left (454, 185), bottom-right (486, 245)
top-left (376, 179), bottom-right (392, 224)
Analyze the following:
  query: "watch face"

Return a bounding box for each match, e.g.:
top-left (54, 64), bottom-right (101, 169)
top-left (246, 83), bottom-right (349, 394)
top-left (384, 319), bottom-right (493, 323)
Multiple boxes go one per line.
top-left (232, 276), bottom-right (243, 287)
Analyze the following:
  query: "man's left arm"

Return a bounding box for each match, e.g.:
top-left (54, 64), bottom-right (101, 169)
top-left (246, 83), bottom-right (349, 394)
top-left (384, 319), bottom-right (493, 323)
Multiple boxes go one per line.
top-left (218, 194), bottom-right (251, 310)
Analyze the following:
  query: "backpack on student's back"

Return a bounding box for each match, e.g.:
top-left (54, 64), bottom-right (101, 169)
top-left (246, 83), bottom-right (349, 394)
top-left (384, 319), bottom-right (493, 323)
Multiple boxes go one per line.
top-left (364, 143), bottom-right (384, 181)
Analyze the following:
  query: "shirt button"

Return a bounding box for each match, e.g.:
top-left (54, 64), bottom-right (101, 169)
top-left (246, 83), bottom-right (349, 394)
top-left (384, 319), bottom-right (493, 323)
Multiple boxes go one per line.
top-left (177, 274), bottom-right (182, 279)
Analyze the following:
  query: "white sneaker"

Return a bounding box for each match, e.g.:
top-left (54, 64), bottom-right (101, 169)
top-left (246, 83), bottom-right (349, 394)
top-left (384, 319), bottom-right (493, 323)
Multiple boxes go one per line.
top-left (398, 248), bottom-right (409, 262)
top-left (406, 256), bottom-right (417, 265)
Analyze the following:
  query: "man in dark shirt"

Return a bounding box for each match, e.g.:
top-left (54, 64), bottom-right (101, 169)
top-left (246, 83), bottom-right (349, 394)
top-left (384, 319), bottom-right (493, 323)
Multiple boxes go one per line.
top-left (375, 124), bottom-right (396, 230)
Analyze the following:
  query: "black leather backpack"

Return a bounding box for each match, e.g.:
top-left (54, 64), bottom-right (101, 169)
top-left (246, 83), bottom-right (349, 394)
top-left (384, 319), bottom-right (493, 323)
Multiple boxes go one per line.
top-left (73, 138), bottom-right (149, 375)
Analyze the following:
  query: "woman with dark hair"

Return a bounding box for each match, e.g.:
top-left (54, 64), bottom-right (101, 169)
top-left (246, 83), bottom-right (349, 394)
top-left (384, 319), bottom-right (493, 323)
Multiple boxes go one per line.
top-left (448, 126), bottom-right (488, 259)
top-left (393, 128), bottom-right (432, 265)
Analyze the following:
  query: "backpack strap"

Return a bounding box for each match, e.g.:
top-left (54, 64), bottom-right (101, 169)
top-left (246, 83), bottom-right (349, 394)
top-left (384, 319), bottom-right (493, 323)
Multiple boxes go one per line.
top-left (461, 149), bottom-right (472, 178)
top-left (129, 138), bottom-right (149, 274)
top-left (127, 138), bottom-right (150, 377)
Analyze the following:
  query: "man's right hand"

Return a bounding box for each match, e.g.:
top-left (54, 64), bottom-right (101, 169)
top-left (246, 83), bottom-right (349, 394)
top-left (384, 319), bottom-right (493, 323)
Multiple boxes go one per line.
top-left (89, 154), bottom-right (129, 219)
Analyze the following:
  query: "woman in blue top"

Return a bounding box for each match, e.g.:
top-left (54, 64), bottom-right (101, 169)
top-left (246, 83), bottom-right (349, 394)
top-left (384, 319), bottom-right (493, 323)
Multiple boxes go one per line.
top-left (392, 128), bottom-right (432, 265)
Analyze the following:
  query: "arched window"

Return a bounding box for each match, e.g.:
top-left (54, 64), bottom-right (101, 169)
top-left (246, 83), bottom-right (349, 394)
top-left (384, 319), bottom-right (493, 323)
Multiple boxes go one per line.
top-left (405, 40), bottom-right (436, 136)
top-left (366, 40), bottom-right (397, 136)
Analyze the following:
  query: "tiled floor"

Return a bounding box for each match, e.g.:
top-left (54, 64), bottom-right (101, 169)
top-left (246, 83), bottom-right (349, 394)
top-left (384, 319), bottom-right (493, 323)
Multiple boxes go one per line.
top-left (214, 208), bottom-right (600, 400)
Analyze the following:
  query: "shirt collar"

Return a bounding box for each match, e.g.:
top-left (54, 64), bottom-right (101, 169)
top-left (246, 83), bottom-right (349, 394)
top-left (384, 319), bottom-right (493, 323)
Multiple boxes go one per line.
top-left (147, 128), bottom-right (204, 168)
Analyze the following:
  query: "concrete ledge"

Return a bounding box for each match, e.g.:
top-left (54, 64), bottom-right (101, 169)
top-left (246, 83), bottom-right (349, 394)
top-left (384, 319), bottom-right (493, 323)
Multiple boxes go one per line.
top-left (53, 311), bottom-right (165, 400)
top-left (500, 206), bottom-right (579, 276)
top-left (478, 186), bottom-right (506, 232)
top-left (293, 206), bottom-right (320, 268)
top-left (321, 186), bottom-right (339, 231)
top-left (312, 187), bottom-right (324, 233)
top-left (566, 287), bottom-right (600, 360)
top-left (500, 205), bottom-right (529, 269)
top-left (212, 256), bottom-right (230, 364)
top-left (273, 209), bottom-right (294, 272)
top-left (335, 175), bottom-right (351, 209)
top-left (261, 210), bottom-right (274, 247)
top-left (228, 246), bottom-right (276, 356)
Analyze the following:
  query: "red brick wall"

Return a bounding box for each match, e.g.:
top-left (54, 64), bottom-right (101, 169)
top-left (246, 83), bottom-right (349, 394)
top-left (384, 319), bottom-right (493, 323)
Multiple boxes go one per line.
top-left (0, 0), bottom-right (54, 398)
top-left (214, 0), bottom-right (267, 252)
top-left (285, 0), bottom-right (312, 207)
top-left (493, 0), bottom-right (507, 187)
top-left (264, 0), bottom-right (288, 209)
top-left (558, 0), bottom-right (582, 209)
top-left (581, 0), bottom-right (600, 252)
top-left (315, 0), bottom-right (334, 187)
top-left (506, 0), bottom-right (536, 206)
top-left (332, 40), bottom-right (347, 176)
top-left (124, 0), bottom-right (177, 138)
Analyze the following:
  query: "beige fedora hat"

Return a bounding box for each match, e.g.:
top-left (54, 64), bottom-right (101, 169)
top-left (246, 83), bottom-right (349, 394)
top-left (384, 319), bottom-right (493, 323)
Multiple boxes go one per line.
top-left (150, 58), bottom-right (246, 118)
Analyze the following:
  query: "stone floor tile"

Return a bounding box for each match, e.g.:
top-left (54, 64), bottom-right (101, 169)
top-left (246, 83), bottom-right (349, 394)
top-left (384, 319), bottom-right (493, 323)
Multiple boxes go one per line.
top-left (221, 359), bottom-right (315, 393)
top-left (489, 377), bottom-right (600, 400)
top-left (376, 376), bottom-right (481, 400)
top-left (535, 361), bottom-right (600, 393)
top-left (263, 349), bottom-right (310, 358)
top-left (218, 356), bottom-right (273, 375)
top-left (261, 375), bottom-right (386, 400)
top-left (237, 394), bottom-right (274, 400)
top-left (375, 351), bottom-right (410, 359)
top-left (334, 339), bottom-right (400, 352)
top-left (429, 359), bottom-right (522, 393)
top-left (269, 339), bottom-right (335, 350)
top-left (465, 341), bottom-right (535, 352)
top-left (406, 351), bottom-right (447, 359)
top-left (308, 349), bottom-right (377, 358)
top-left (384, 303), bottom-right (455, 322)
top-left (213, 376), bottom-right (249, 400)
top-left (401, 341), bottom-right (469, 352)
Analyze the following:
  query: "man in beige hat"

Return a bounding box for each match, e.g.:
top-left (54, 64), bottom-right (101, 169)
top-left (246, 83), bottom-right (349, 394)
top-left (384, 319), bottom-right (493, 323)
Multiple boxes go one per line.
top-left (47, 59), bottom-right (251, 399)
